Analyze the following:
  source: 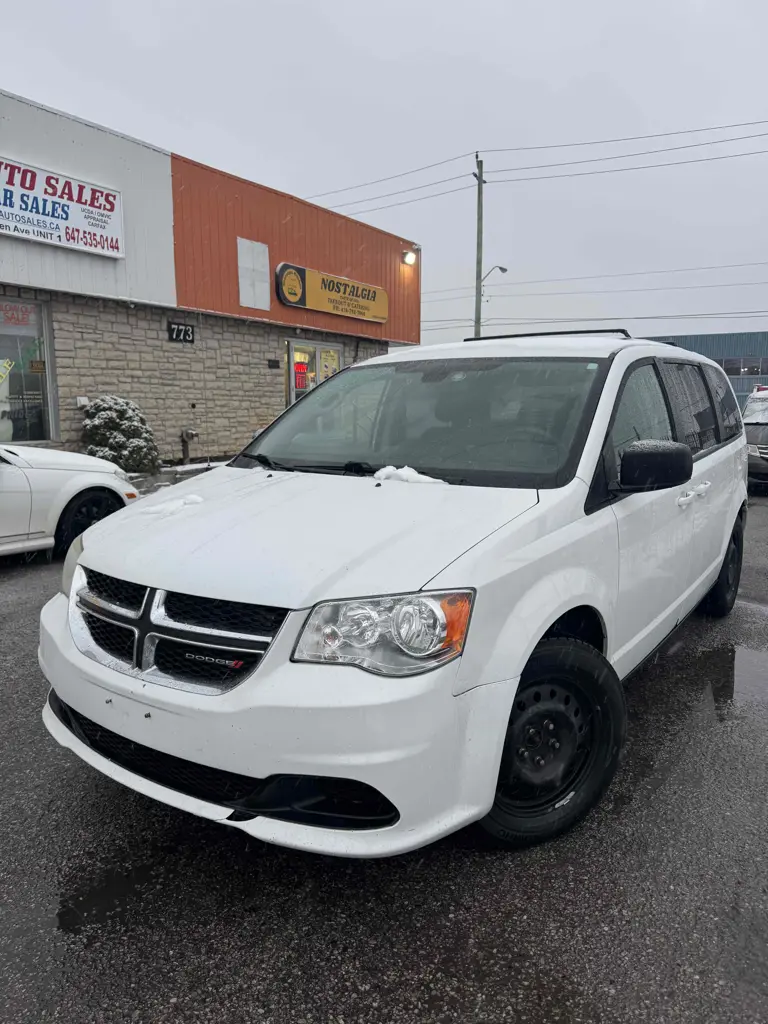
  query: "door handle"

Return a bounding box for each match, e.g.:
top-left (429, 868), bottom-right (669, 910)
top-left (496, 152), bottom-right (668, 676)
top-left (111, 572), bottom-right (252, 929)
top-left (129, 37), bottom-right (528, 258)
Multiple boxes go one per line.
top-left (692, 481), bottom-right (711, 496)
top-left (677, 491), bottom-right (696, 507)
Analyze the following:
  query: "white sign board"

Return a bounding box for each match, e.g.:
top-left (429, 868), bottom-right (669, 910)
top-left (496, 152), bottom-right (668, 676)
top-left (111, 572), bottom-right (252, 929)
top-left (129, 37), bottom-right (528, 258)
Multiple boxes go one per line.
top-left (0, 157), bottom-right (124, 258)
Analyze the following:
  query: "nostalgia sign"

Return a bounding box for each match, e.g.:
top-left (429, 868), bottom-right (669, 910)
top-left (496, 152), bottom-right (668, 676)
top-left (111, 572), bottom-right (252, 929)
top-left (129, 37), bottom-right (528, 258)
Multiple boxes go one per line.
top-left (0, 157), bottom-right (124, 258)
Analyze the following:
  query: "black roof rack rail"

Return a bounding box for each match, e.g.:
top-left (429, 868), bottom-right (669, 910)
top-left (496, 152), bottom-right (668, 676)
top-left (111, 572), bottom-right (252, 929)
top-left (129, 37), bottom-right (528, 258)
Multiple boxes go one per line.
top-left (463, 328), bottom-right (632, 342)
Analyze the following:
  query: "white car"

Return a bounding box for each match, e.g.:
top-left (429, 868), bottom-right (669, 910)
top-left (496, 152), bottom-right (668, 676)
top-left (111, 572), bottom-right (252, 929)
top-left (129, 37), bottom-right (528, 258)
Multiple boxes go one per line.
top-left (1, 444), bottom-right (139, 558)
top-left (39, 331), bottom-right (747, 857)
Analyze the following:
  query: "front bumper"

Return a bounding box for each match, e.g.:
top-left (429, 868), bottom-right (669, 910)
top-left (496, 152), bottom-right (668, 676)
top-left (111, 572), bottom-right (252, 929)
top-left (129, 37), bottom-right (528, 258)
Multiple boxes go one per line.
top-left (39, 593), bottom-right (516, 857)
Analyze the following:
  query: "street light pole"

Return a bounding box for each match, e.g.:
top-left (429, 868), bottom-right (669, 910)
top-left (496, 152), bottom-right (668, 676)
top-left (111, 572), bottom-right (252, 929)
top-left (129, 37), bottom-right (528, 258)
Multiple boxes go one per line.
top-left (473, 152), bottom-right (485, 338)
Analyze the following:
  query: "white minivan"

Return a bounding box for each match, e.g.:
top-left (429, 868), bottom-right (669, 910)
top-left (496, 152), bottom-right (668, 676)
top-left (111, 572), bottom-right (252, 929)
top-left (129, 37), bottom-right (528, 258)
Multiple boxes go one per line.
top-left (40, 332), bottom-right (747, 857)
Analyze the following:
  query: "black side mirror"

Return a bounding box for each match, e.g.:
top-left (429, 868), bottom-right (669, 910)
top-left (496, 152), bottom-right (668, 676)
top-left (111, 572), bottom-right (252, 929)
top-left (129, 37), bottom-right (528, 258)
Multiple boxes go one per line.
top-left (619, 440), bottom-right (692, 492)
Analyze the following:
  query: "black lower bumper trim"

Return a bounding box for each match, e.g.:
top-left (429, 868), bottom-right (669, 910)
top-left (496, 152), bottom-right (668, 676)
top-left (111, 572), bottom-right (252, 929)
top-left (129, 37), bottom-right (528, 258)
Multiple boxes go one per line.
top-left (48, 691), bottom-right (399, 830)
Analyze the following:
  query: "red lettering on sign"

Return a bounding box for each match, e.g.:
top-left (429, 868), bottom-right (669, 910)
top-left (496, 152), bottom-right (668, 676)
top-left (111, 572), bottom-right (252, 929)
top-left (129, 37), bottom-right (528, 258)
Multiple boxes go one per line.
top-left (2, 163), bottom-right (21, 186)
top-left (294, 362), bottom-right (308, 390)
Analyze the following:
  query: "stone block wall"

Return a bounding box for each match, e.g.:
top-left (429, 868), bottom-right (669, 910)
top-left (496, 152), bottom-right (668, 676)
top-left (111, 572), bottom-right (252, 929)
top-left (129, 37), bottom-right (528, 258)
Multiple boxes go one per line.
top-left (0, 284), bottom-right (388, 461)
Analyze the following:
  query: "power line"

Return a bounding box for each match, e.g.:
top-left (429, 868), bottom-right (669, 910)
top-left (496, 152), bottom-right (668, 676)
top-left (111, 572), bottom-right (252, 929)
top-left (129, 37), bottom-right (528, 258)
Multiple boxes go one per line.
top-left (305, 152), bottom-right (474, 200)
top-left (421, 259), bottom-right (768, 297)
top-left (305, 117), bottom-right (768, 200)
top-left (421, 309), bottom-right (768, 332)
top-left (485, 130), bottom-right (768, 177)
top-left (328, 172), bottom-right (471, 210)
top-left (348, 182), bottom-right (478, 215)
top-left (347, 146), bottom-right (768, 215)
top-left (421, 277), bottom-right (768, 308)
top-left (333, 131), bottom-right (768, 212)
top-left (489, 146), bottom-right (768, 188)
top-left (481, 118), bottom-right (768, 155)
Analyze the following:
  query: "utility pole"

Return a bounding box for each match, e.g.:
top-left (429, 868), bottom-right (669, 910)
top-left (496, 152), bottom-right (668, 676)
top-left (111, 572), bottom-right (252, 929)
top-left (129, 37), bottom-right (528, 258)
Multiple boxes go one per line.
top-left (473, 152), bottom-right (485, 338)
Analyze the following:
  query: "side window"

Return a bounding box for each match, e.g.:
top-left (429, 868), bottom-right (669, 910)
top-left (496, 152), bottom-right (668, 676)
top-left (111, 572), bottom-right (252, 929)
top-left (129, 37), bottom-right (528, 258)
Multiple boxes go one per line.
top-left (702, 365), bottom-right (742, 441)
top-left (610, 364), bottom-right (674, 475)
top-left (659, 362), bottom-right (718, 454)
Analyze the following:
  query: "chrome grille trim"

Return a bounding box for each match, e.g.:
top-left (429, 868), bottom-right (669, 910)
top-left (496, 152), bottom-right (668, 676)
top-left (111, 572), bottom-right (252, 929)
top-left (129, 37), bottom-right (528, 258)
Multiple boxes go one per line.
top-left (757, 445), bottom-right (768, 459)
top-left (71, 600), bottom-right (139, 675)
top-left (149, 591), bottom-right (273, 644)
top-left (77, 577), bottom-right (148, 620)
top-left (67, 565), bottom-right (276, 696)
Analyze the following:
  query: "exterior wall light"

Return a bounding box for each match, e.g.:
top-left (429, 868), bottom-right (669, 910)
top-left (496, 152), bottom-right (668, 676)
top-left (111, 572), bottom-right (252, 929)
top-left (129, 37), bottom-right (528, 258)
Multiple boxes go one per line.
top-left (402, 251), bottom-right (417, 266)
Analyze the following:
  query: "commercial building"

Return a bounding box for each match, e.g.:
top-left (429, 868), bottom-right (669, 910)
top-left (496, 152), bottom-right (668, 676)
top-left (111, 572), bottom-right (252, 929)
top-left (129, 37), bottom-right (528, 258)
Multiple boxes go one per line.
top-left (651, 331), bottom-right (768, 407)
top-left (0, 91), bottom-right (420, 459)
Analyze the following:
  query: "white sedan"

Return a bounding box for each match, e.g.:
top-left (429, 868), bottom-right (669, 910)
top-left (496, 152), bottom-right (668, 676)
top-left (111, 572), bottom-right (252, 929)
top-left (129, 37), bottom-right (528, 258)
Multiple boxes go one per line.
top-left (1, 444), bottom-right (140, 557)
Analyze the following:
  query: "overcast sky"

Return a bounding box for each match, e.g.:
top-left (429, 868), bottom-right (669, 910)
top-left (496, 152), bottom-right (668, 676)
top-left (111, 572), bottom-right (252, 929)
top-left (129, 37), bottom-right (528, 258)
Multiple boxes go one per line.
top-left (5, 0), bottom-right (768, 344)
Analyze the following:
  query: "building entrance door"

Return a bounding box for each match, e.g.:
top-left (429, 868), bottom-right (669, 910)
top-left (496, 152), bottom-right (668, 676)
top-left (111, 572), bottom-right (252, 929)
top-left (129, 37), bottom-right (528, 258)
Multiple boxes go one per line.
top-left (288, 341), bottom-right (342, 404)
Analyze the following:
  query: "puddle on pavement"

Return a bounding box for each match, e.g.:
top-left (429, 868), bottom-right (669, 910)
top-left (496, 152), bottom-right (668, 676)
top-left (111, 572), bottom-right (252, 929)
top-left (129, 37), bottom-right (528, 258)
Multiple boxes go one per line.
top-left (56, 859), bottom-right (158, 936)
top-left (608, 641), bottom-right (768, 815)
top-left (715, 646), bottom-right (768, 706)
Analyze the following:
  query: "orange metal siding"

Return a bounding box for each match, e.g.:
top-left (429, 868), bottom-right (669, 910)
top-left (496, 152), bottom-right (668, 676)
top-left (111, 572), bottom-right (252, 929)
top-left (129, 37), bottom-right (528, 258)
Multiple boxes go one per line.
top-left (171, 155), bottom-right (420, 344)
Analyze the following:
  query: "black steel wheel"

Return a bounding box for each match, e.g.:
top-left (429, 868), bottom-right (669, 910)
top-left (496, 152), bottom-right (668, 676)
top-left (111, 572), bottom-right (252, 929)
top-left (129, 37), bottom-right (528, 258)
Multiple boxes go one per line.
top-left (703, 516), bottom-right (744, 618)
top-left (54, 490), bottom-right (124, 555)
top-left (479, 638), bottom-right (626, 848)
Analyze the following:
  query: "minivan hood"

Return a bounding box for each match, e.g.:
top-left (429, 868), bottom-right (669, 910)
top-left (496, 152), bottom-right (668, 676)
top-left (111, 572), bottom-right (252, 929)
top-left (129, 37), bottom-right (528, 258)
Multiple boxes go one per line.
top-left (81, 466), bottom-right (538, 608)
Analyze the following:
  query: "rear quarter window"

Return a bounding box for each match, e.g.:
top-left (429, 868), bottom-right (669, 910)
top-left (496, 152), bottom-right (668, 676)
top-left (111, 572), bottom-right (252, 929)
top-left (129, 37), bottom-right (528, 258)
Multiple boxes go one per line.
top-left (702, 365), bottom-right (742, 441)
top-left (659, 361), bottom-right (718, 454)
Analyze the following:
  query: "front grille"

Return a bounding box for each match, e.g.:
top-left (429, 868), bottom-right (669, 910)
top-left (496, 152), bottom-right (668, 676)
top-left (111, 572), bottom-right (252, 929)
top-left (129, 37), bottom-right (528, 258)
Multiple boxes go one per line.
top-left (83, 568), bottom-right (147, 614)
top-left (71, 565), bottom-right (281, 694)
top-left (153, 637), bottom-right (261, 686)
top-left (49, 692), bottom-right (399, 829)
top-left (163, 591), bottom-right (288, 637)
top-left (757, 445), bottom-right (768, 459)
top-left (82, 612), bottom-right (135, 664)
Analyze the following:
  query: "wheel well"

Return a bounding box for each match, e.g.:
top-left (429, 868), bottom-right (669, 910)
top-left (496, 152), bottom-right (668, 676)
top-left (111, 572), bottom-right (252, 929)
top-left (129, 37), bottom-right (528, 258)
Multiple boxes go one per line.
top-left (541, 605), bottom-right (605, 655)
top-left (55, 487), bottom-right (124, 539)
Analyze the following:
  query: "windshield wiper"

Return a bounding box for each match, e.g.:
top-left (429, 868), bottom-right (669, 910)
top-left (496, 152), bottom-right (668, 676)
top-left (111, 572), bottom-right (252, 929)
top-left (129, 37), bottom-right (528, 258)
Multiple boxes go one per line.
top-left (342, 461), bottom-right (377, 476)
top-left (240, 452), bottom-right (295, 471)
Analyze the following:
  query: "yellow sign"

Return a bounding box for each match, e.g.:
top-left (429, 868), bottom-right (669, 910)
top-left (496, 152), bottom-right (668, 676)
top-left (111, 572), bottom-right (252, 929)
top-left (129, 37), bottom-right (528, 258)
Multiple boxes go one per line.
top-left (276, 263), bottom-right (388, 323)
top-left (0, 359), bottom-right (13, 385)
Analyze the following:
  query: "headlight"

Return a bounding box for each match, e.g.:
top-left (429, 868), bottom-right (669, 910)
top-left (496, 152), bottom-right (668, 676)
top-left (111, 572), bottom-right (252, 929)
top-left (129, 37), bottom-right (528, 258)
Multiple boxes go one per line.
top-left (293, 590), bottom-right (473, 676)
top-left (748, 444), bottom-right (760, 456)
top-left (114, 467), bottom-right (129, 481)
top-left (60, 533), bottom-right (85, 597)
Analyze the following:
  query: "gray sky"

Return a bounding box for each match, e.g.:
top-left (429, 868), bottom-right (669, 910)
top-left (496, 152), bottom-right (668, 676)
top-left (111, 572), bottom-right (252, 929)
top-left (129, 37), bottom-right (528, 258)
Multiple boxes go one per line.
top-left (5, 0), bottom-right (768, 343)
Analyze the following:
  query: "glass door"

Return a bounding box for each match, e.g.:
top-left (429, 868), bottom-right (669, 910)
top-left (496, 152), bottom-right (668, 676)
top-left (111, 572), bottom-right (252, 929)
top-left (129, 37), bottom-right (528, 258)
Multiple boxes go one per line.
top-left (0, 301), bottom-right (52, 441)
top-left (288, 341), bottom-right (342, 404)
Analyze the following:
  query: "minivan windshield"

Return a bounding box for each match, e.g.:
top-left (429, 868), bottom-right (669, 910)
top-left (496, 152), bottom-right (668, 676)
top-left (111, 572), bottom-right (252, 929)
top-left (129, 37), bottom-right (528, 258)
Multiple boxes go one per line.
top-left (742, 393), bottom-right (768, 425)
top-left (233, 356), bottom-right (607, 488)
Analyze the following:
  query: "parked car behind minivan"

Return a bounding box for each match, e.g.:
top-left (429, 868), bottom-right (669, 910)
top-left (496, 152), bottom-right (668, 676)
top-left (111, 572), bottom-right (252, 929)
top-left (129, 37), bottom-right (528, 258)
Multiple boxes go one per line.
top-left (39, 331), bottom-right (747, 857)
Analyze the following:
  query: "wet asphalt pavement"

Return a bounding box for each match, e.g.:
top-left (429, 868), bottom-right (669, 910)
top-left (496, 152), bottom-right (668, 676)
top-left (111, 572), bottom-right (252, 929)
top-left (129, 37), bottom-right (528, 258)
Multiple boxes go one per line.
top-left (3, 507), bottom-right (768, 1024)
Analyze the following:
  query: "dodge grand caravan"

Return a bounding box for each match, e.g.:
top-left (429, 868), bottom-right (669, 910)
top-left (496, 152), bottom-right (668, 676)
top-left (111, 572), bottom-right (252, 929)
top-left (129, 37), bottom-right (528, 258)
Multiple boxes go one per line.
top-left (40, 332), bottom-right (747, 857)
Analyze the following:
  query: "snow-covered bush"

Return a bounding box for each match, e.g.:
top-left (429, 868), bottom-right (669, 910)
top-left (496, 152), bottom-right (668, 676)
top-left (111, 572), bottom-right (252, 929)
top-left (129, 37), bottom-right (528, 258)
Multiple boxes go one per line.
top-left (82, 395), bottom-right (161, 473)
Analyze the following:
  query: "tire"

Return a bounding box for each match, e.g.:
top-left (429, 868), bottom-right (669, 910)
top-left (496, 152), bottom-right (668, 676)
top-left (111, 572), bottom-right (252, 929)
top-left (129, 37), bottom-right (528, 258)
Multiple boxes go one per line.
top-left (703, 516), bottom-right (744, 618)
top-left (478, 638), bottom-right (627, 848)
top-left (54, 489), bottom-right (124, 556)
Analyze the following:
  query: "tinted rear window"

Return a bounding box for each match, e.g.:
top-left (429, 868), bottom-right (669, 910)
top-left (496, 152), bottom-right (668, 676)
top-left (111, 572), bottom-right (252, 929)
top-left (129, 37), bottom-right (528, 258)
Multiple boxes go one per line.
top-left (659, 362), bottom-right (718, 454)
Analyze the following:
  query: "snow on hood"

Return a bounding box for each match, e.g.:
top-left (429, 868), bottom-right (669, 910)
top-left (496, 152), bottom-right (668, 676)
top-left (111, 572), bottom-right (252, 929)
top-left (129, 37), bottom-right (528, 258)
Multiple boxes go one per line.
top-left (80, 465), bottom-right (538, 608)
top-left (1, 444), bottom-right (121, 474)
top-left (373, 465), bottom-right (442, 484)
